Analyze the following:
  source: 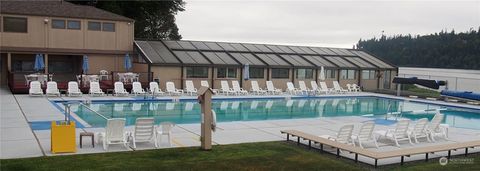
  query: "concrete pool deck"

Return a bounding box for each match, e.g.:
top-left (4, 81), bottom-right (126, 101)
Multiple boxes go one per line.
top-left (1, 87), bottom-right (480, 166)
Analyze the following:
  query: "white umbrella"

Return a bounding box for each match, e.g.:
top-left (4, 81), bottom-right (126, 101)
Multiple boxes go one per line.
top-left (319, 66), bottom-right (326, 80)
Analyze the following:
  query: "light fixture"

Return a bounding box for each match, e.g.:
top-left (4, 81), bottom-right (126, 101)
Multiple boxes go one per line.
top-left (44, 18), bottom-right (49, 24)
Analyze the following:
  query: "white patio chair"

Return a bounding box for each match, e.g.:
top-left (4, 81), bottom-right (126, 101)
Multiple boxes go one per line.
top-left (132, 82), bottom-right (146, 96)
top-left (311, 81), bottom-right (328, 95)
top-left (286, 82), bottom-right (300, 95)
top-left (333, 81), bottom-right (349, 93)
top-left (129, 117), bottom-right (158, 149)
top-left (89, 82), bottom-right (105, 96)
top-left (149, 82), bottom-right (165, 96)
top-left (298, 81), bottom-right (312, 95)
top-left (46, 81), bottom-right (60, 97)
top-left (346, 84), bottom-right (355, 92)
top-left (374, 120), bottom-right (413, 147)
top-left (250, 81), bottom-right (266, 95)
top-left (29, 81), bottom-right (43, 96)
top-left (351, 84), bottom-right (361, 92)
top-left (319, 82), bottom-right (333, 94)
top-left (266, 81), bottom-right (282, 95)
top-left (157, 122), bottom-right (175, 146)
top-left (351, 122), bottom-right (378, 149)
top-left (114, 82), bottom-right (129, 96)
top-left (407, 118), bottom-right (430, 143)
top-left (67, 81), bottom-right (82, 97)
top-left (99, 70), bottom-right (109, 80)
top-left (201, 80), bottom-right (218, 94)
top-left (232, 80), bottom-right (248, 95)
top-left (220, 81), bottom-right (235, 95)
top-left (97, 118), bottom-right (129, 151)
top-left (427, 112), bottom-right (448, 142)
top-left (166, 82), bottom-right (183, 96)
top-left (185, 80), bottom-right (198, 96)
top-left (319, 124), bottom-right (355, 145)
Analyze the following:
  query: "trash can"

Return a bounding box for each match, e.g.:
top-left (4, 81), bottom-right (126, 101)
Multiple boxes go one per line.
top-left (51, 121), bottom-right (76, 153)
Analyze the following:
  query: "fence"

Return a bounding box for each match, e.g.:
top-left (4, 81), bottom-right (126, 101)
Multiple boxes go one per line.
top-left (398, 73), bottom-right (480, 92)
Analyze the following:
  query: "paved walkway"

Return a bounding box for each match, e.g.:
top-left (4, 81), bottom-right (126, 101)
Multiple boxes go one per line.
top-left (1, 88), bottom-right (479, 166)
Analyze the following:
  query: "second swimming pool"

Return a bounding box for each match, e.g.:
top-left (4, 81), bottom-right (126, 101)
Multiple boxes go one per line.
top-left (65, 96), bottom-right (480, 130)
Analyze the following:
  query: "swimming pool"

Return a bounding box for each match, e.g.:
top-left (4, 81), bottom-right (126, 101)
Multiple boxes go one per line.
top-left (65, 96), bottom-right (480, 129)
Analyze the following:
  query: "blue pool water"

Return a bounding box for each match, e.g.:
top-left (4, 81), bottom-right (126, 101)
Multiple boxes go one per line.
top-left (66, 97), bottom-right (480, 129)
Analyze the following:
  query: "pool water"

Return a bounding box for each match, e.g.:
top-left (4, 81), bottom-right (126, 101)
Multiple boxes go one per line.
top-left (68, 97), bottom-right (480, 129)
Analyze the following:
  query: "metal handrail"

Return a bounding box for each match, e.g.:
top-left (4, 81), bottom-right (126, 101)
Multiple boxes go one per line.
top-left (78, 103), bottom-right (109, 120)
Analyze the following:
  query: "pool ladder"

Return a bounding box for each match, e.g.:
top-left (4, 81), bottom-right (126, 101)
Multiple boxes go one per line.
top-left (385, 103), bottom-right (403, 120)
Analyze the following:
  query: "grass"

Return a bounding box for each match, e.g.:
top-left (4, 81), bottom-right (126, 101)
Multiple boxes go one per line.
top-left (1, 141), bottom-right (479, 171)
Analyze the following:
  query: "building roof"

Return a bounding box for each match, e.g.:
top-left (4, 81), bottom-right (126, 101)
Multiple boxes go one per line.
top-left (134, 40), bottom-right (396, 69)
top-left (0, 1), bottom-right (134, 22)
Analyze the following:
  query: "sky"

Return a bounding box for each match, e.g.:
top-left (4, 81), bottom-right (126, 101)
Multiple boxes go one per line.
top-left (176, 0), bottom-right (480, 48)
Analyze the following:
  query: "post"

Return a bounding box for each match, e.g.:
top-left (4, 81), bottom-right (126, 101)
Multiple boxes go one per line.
top-left (396, 84), bottom-right (401, 96)
top-left (44, 54), bottom-right (49, 74)
top-left (198, 86), bottom-right (213, 150)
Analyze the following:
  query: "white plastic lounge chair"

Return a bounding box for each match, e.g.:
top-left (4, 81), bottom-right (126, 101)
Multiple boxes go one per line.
top-left (149, 82), bottom-right (165, 96)
top-left (351, 122), bottom-right (378, 149)
top-left (166, 82), bottom-right (183, 96)
top-left (97, 118), bottom-right (129, 151)
top-left (286, 82), bottom-right (300, 95)
top-left (319, 82), bottom-right (333, 94)
top-left (407, 118), bottom-right (430, 143)
top-left (232, 80), bottom-right (248, 95)
top-left (200, 80), bottom-right (218, 94)
top-left (114, 82), bottom-right (129, 96)
top-left (46, 81), bottom-right (60, 97)
top-left (333, 81), bottom-right (348, 93)
top-left (67, 81), bottom-right (82, 97)
top-left (130, 117), bottom-right (158, 149)
top-left (132, 82), bottom-right (146, 96)
top-left (298, 81), bottom-right (312, 95)
top-left (427, 112), bottom-right (448, 141)
top-left (374, 120), bottom-right (413, 147)
top-left (311, 81), bottom-right (328, 94)
top-left (29, 81), bottom-right (43, 96)
top-left (266, 81), bottom-right (282, 95)
top-left (89, 82), bottom-right (105, 96)
top-left (185, 80), bottom-right (198, 96)
top-left (220, 81), bottom-right (235, 95)
top-left (319, 124), bottom-right (354, 145)
top-left (157, 122), bottom-right (175, 146)
top-left (250, 81), bottom-right (266, 95)
top-left (346, 84), bottom-right (355, 92)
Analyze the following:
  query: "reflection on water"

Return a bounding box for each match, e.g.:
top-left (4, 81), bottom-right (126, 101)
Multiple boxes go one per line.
top-left (71, 97), bottom-right (480, 129)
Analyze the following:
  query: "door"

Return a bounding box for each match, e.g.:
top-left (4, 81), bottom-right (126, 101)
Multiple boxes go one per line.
top-left (383, 70), bottom-right (391, 89)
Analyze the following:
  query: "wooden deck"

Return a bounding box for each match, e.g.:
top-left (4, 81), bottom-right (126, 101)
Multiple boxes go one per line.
top-left (281, 130), bottom-right (480, 167)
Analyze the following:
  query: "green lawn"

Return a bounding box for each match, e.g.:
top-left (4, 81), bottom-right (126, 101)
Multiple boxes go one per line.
top-left (1, 142), bottom-right (478, 171)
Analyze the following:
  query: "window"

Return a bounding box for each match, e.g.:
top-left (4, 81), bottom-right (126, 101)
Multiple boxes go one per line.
top-left (48, 61), bottom-right (74, 73)
top-left (340, 70), bottom-right (356, 79)
top-left (67, 20), bottom-right (81, 29)
top-left (249, 68), bottom-right (264, 79)
top-left (272, 68), bottom-right (289, 79)
top-left (186, 67), bottom-right (208, 78)
top-left (217, 67), bottom-right (237, 78)
top-left (12, 60), bottom-right (34, 72)
top-left (52, 19), bottom-right (65, 29)
top-left (362, 70), bottom-right (376, 80)
top-left (88, 21), bottom-right (101, 31)
top-left (102, 22), bottom-right (115, 32)
top-left (296, 69), bottom-right (313, 79)
top-left (3, 17), bottom-right (27, 33)
top-left (325, 69), bottom-right (336, 79)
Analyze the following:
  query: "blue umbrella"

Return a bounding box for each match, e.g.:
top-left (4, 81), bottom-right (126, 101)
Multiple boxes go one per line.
top-left (243, 64), bottom-right (250, 80)
top-left (33, 54), bottom-right (45, 72)
top-left (82, 55), bottom-right (89, 74)
top-left (124, 53), bottom-right (132, 71)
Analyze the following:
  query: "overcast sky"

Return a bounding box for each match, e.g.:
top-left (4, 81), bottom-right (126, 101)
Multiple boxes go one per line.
top-left (176, 0), bottom-right (480, 48)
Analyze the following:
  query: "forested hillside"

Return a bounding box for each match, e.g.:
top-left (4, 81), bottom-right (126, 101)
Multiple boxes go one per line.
top-left (356, 28), bottom-right (480, 69)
